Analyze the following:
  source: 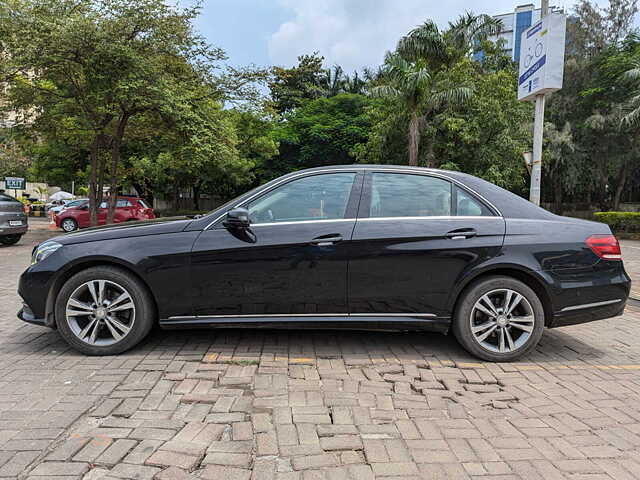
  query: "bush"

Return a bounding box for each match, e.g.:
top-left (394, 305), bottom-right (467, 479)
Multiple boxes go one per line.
top-left (594, 212), bottom-right (640, 233)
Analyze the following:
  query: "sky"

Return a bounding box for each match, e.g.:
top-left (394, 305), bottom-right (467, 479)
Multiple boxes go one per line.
top-left (193, 0), bottom-right (612, 73)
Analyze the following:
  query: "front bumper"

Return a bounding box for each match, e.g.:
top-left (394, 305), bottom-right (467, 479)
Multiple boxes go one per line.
top-left (17, 304), bottom-right (47, 327)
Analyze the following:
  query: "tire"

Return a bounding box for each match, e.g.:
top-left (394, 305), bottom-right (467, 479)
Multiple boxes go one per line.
top-left (0, 235), bottom-right (22, 246)
top-left (61, 218), bottom-right (78, 232)
top-left (54, 266), bottom-right (155, 355)
top-left (452, 276), bottom-right (545, 362)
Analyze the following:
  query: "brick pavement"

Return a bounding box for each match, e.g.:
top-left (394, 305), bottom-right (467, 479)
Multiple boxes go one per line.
top-left (1, 221), bottom-right (640, 479)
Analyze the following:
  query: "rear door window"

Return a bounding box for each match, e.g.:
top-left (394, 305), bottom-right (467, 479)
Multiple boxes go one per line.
top-left (455, 186), bottom-right (493, 216)
top-left (369, 173), bottom-right (452, 218)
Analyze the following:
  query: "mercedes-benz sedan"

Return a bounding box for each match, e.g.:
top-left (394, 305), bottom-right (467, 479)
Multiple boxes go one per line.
top-left (18, 166), bottom-right (630, 361)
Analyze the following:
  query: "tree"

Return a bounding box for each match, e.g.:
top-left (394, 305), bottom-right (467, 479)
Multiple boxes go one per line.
top-left (268, 53), bottom-right (327, 114)
top-left (371, 53), bottom-right (471, 167)
top-left (0, 129), bottom-right (32, 180)
top-left (271, 93), bottom-right (372, 176)
top-left (228, 109), bottom-right (279, 187)
top-left (432, 58), bottom-right (533, 193)
top-left (544, 0), bottom-right (640, 209)
top-left (126, 92), bottom-right (255, 211)
top-left (397, 13), bottom-right (502, 69)
top-left (1, 0), bottom-right (232, 224)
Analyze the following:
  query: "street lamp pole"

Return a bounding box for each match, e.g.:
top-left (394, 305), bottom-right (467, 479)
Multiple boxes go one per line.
top-left (529, 0), bottom-right (549, 206)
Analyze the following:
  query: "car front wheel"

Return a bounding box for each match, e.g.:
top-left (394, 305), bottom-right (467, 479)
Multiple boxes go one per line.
top-left (61, 218), bottom-right (78, 232)
top-left (55, 266), bottom-right (155, 355)
top-left (453, 276), bottom-right (545, 362)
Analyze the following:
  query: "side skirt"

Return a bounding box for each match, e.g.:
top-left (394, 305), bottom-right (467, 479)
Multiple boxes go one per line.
top-left (159, 314), bottom-right (451, 333)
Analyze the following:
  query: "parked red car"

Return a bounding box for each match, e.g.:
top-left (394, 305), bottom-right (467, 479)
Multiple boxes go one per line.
top-left (55, 197), bottom-right (155, 232)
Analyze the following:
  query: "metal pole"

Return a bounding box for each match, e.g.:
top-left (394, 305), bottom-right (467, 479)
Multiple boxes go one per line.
top-left (529, 0), bottom-right (549, 206)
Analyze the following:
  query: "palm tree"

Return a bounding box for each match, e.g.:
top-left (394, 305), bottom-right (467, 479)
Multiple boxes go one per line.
top-left (621, 57), bottom-right (640, 127)
top-left (397, 13), bottom-right (502, 68)
top-left (396, 19), bottom-right (447, 68)
top-left (445, 12), bottom-right (503, 60)
top-left (371, 53), bottom-right (471, 167)
top-left (371, 12), bottom-right (500, 167)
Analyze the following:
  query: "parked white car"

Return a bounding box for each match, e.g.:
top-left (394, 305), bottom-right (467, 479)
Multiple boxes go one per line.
top-left (48, 198), bottom-right (87, 215)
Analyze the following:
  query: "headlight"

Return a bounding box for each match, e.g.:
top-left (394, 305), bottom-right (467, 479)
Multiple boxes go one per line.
top-left (31, 242), bottom-right (63, 264)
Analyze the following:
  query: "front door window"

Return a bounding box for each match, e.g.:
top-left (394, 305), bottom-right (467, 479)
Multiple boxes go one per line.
top-left (246, 173), bottom-right (356, 224)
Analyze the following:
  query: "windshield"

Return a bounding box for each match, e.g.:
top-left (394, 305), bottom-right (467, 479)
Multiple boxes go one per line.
top-left (64, 199), bottom-right (88, 208)
top-left (0, 194), bottom-right (19, 203)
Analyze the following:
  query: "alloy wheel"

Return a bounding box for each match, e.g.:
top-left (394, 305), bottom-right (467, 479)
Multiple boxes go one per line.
top-left (62, 219), bottom-right (77, 232)
top-left (65, 279), bottom-right (136, 346)
top-left (469, 288), bottom-right (535, 354)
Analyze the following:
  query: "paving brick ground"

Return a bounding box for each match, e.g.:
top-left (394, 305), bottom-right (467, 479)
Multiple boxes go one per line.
top-left (1, 220), bottom-right (640, 479)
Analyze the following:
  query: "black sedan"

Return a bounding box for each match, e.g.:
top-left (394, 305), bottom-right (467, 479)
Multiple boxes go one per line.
top-left (18, 166), bottom-right (630, 361)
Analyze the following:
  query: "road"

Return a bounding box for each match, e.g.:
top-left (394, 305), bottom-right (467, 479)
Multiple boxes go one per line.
top-left (1, 219), bottom-right (640, 479)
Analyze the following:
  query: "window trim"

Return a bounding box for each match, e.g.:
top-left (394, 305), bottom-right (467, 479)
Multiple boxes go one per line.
top-left (358, 171), bottom-right (499, 220)
top-left (207, 170), bottom-right (364, 230)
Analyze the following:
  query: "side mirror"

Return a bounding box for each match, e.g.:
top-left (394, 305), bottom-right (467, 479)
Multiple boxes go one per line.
top-left (223, 207), bottom-right (250, 229)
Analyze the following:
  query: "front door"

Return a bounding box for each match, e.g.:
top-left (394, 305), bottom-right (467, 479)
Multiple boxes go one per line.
top-left (348, 171), bottom-right (506, 318)
top-left (189, 171), bottom-right (363, 318)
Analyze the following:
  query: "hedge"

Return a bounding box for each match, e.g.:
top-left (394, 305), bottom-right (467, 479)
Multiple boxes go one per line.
top-left (594, 212), bottom-right (640, 233)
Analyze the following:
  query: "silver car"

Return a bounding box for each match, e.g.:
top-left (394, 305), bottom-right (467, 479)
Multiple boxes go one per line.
top-left (0, 193), bottom-right (28, 245)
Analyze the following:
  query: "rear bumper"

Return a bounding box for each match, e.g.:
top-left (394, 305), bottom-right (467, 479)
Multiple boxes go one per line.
top-left (549, 298), bottom-right (626, 328)
top-left (545, 260), bottom-right (631, 328)
top-left (0, 225), bottom-right (28, 236)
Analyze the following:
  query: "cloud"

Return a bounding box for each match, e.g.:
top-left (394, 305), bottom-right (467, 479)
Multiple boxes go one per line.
top-left (267, 0), bottom-right (613, 72)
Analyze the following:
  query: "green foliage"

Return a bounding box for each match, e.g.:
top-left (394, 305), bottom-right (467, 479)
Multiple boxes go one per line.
top-left (435, 60), bottom-right (532, 194)
top-left (1, 0), bottom-right (257, 222)
top-left (3, 0), bottom-right (640, 213)
top-left (268, 53), bottom-right (328, 114)
top-left (270, 93), bottom-right (373, 178)
top-left (594, 211), bottom-right (640, 232)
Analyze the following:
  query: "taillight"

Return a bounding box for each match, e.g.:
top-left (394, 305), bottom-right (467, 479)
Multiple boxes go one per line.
top-left (586, 234), bottom-right (622, 260)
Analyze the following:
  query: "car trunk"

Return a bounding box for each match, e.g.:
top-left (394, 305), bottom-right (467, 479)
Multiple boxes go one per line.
top-left (0, 199), bottom-right (27, 231)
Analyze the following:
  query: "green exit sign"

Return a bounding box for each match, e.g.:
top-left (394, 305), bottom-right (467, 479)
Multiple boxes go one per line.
top-left (4, 177), bottom-right (26, 190)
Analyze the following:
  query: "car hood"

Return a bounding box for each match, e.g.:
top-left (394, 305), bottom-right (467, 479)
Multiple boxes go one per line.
top-left (52, 217), bottom-right (194, 245)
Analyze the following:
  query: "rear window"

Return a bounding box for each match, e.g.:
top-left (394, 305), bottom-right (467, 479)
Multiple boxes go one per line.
top-left (0, 194), bottom-right (19, 203)
top-left (137, 199), bottom-right (149, 209)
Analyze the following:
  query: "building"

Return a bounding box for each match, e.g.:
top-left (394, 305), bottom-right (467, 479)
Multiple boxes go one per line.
top-left (480, 4), bottom-right (559, 62)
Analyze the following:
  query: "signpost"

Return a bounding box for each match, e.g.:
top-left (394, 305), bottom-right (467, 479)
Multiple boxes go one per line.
top-left (518, 2), bottom-right (566, 205)
top-left (4, 177), bottom-right (26, 197)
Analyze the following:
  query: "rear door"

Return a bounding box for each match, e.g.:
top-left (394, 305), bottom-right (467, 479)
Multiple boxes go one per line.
top-left (114, 199), bottom-right (133, 222)
top-left (348, 171), bottom-right (505, 318)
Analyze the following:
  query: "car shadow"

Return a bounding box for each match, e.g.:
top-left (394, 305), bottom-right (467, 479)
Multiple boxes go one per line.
top-left (4, 323), bottom-right (607, 364)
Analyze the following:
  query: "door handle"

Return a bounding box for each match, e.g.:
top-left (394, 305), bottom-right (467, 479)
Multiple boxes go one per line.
top-left (445, 229), bottom-right (477, 240)
top-left (310, 234), bottom-right (343, 246)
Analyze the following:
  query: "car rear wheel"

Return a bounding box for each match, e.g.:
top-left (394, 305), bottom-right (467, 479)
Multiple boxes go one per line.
top-left (55, 266), bottom-right (155, 355)
top-left (61, 218), bottom-right (78, 232)
top-left (0, 234), bottom-right (22, 246)
top-left (453, 276), bottom-right (544, 362)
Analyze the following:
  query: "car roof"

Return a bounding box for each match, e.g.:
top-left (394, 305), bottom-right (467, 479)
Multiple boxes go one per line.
top-left (284, 165), bottom-right (555, 220)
